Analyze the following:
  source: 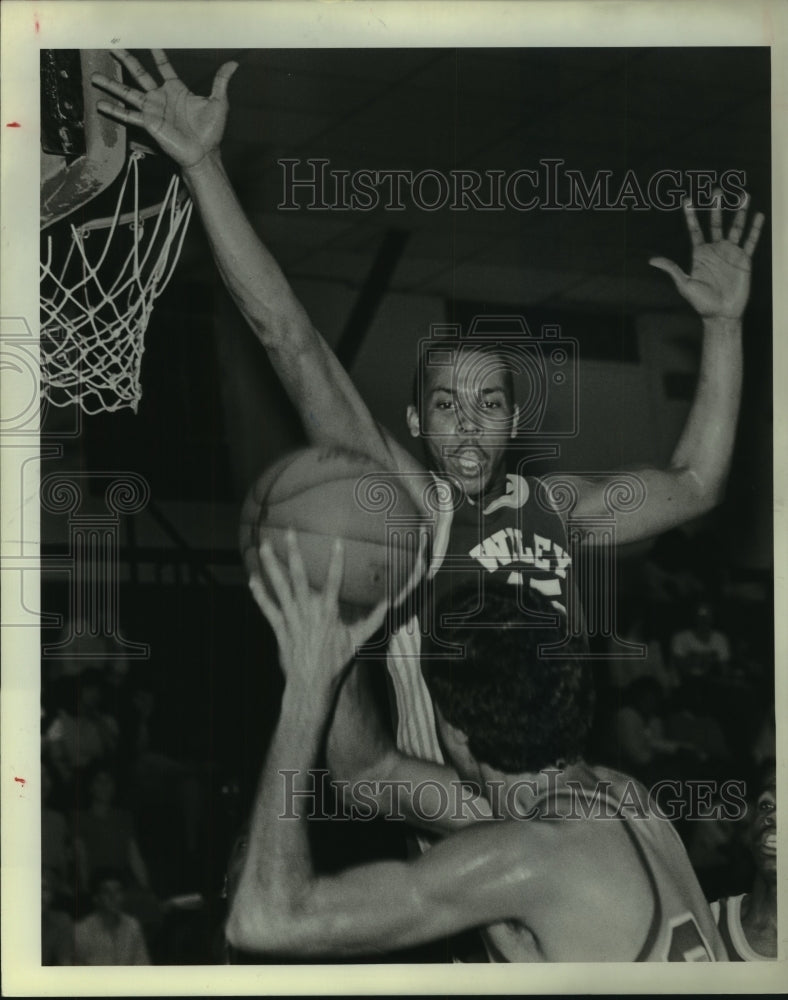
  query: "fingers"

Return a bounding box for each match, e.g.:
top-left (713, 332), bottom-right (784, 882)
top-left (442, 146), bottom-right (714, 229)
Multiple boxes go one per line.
top-left (680, 189), bottom-right (764, 256)
top-left (248, 575), bottom-right (284, 642)
top-left (151, 49), bottom-right (179, 82)
top-left (323, 540), bottom-right (345, 613)
top-left (212, 61), bottom-right (239, 101)
top-left (726, 192), bottom-right (750, 245)
top-left (649, 256), bottom-right (689, 291)
top-left (743, 211), bottom-right (765, 257)
top-left (709, 189), bottom-right (723, 243)
top-left (683, 199), bottom-right (705, 249)
top-left (95, 100), bottom-right (144, 129)
top-left (110, 49), bottom-right (159, 92)
top-left (92, 73), bottom-right (146, 110)
top-left (286, 530), bottom-right (310, 609)
top-left (242, 545), bottom-right (263, 594)
top-left (259, 540), bottom-right (293, 620)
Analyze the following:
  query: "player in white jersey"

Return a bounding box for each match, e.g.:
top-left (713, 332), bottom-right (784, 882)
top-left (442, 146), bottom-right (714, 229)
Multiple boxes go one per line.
top-left (95, 51), bottom-right (764, 831)
top-left (711, 760), bottom-right (777, 960)
top-left (224, 540), bottom-right (727, 962)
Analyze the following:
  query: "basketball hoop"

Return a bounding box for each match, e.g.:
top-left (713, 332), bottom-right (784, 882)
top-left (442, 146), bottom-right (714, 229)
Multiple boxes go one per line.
top-left (40, 146), bottom-right (193, 414)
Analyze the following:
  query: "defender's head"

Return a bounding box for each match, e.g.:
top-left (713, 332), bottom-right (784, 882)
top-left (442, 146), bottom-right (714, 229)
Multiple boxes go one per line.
top-left (422, 582), bottom-right (593, 778)
top-left (407, 343), bottom-right (518, 498)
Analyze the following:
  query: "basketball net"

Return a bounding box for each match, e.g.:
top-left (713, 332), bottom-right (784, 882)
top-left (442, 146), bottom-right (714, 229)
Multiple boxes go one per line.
top-left (40, 147), bottom-right (193, 414)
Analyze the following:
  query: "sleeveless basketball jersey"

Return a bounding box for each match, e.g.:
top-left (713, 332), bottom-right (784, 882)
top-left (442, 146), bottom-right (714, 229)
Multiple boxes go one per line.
top-left (711, 895), bottom-right (771, 961)
top-left (480, 776), bottom-right (727, 962)
top-left (386, 472), bottom-right (571, 764)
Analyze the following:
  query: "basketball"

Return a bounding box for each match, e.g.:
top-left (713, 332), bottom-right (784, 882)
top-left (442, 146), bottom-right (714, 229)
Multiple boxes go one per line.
top-left (240, 447), bottom-right (427, 614)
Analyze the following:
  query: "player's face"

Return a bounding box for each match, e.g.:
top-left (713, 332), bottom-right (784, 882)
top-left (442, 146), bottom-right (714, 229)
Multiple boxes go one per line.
top-left (408, 349), bottom-right (517, 498)
top-left (750, 780), bottom-right (777, 880)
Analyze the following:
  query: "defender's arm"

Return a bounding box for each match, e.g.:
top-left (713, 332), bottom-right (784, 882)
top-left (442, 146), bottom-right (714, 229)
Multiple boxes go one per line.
top-left (561, 194), bottom-right (764, 546)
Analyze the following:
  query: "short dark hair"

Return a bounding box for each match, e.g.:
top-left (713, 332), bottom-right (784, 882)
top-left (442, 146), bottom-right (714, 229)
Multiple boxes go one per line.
top-left (411, 341), bottom-right (516, 413)
top-left (422, 582), bottom-right (593, 773)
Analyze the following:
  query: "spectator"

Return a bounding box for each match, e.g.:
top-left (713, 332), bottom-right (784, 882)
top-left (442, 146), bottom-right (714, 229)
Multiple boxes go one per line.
top-left (711, 760), bottom-right (777, 960)
top-left (641, 529), bottom-right (704, 642)
top-left (74, 868), bottom-right (150, 965)
top-left (73, 767), bottom-right (152, 895)
top-left (43, 675), bottom-right (119, 796)
top-left (670, 601), bottom-right (731, 684)
top-left (41, 761), bottom-right (73, 903)
top-left (119, 682), bottom-right (206, 891)
top-left (607, 615), bottom-right (680, 695)
top-left (613, 678), bottom-right (689, 784)
top-left (664, 686), bottom-right (731, 779)
top-left (41, 867), bottom-right (74, 966)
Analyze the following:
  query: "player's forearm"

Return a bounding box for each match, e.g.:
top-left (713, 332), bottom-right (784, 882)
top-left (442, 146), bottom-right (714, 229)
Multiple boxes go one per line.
top-left (226, 680), bottom-right (332, 953)
top-left (667, 316), bottom-right (743, 508)
top-left (580, 315), bottom-right (743, 545)
top-left (182, 151), bottom-right (400, 464)
top-left (183, 151), bottom-right (313, 351)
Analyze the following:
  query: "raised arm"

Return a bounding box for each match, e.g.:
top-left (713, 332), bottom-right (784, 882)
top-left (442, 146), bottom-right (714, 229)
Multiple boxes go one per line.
top-left (226, 536), bottom-right (519, 958)
top-left (564, 192), bottom-right (764, 545)
top-left (244, 523), bottom-right (488, 833)
top-left (92, 50), bottom-right (421, 480)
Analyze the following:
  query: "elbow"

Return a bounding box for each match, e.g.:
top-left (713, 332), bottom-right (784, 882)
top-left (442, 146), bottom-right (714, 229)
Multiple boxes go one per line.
top-left (699, 481), bottom-right (727, 519)
top-left (671, 466), bottom-right (726, 520)
top-left (225, 874), bottom-right (315, 957)
top-left (224, 909), bottom-right (260, 955)
top-left (690, 488), bottom-right (722, 522)
top-left (225, 896), bottom-right (293, 957)
top-left (694, 467), bottom-right (729, 513)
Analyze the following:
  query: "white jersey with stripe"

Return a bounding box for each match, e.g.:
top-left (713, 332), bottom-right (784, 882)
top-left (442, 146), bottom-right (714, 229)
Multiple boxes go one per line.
top-left (710, 895), bottom-right (772, 962)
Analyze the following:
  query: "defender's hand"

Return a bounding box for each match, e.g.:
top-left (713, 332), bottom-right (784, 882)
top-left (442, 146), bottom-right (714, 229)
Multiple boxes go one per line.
top-left (92, 49), bottom-right (237, 169)
top-left (650, 190), bottom-right (764, 321)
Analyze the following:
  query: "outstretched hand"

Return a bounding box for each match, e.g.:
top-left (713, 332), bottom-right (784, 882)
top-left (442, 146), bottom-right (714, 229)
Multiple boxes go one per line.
top-left (92, 49), bottom-right (237, 170)
top-left (650, 191), bottom-right (764, 321)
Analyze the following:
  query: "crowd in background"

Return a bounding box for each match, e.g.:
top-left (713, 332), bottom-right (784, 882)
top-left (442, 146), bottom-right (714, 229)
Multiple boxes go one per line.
top-left (40, 527), bottom-right (774, 964)
top-left (592, 528), bottom-right (774, 903)
top-left (40, 646), bottom-right (215, 964)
